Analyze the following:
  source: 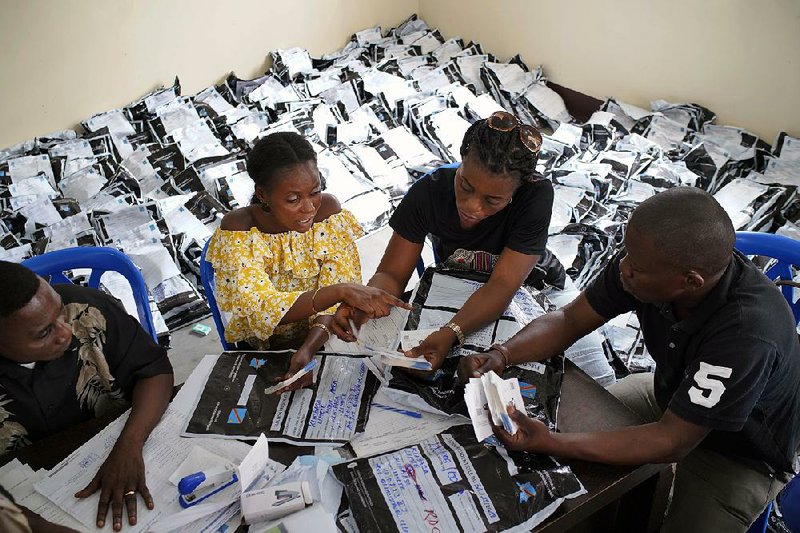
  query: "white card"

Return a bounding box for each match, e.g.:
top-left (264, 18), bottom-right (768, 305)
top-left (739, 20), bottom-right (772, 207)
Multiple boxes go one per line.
top-left (400, 328), bottom-right (438, 351)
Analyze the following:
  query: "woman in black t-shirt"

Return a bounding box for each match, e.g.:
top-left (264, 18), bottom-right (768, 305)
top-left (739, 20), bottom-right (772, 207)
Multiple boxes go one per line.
top-left (332, 111), bottom-right (563, 373)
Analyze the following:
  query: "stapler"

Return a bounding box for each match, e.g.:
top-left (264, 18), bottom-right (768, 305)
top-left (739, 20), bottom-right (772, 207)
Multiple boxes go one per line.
top-left (178, 467), bottom-right (239, 508)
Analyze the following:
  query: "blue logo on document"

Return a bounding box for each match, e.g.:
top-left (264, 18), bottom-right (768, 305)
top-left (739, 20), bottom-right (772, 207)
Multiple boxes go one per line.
top-left (228, 407), bottom-right (247, 424)
top-left (516, 481), bottom-right (537, 503)
top-left (519, 381), bottom-right (537, 400)
top-left (249, 358), bottom-right (266, 369)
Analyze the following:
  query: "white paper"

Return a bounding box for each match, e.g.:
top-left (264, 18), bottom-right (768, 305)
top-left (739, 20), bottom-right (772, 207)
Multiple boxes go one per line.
top-left (324, 305), bottom-right (408, 354)
top-left (0, 460), bottom-right (85, 531)
top-left (168, 446), bottom-right (236, 486)
top-left (523, 83), bottom-right (572, 123)
top-left (126, 238), bottom-right (182, 290)
top-left (58, 165), bottom-right (107, 203)
top-left (195, 86), bottom-right (234, 114)
top-left (34, 409), bottom-right (253, 532)
top-left (352, 392), bottom-right (469, 458)
top-left (400, 328), bottom-right (438, 351)
top-left (713, 178), bottom-right (769, 229)
top-left (85, 109), bottom-right (135, 136)
top-left (8, 175), bottom-right (57, 197)
top-left (465, 371), bottom-right (525, 442)
top-left (7, 154), bottom-right (56, 187)
top-left (237, 433), bottom-right (270, 491)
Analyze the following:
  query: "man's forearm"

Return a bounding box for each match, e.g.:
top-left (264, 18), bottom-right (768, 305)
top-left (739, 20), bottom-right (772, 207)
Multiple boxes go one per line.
top-left (503, 310), bottom-right (584, 365)
top-left (540, 423), bottom-right (688, 465)
top-left (118, 373), bottom-right (173, 448)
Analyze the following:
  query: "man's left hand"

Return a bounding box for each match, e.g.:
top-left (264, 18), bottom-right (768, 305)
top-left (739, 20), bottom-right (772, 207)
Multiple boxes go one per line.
top-left (75, 441), bottom-right (153, 531)
top-left (493, 406), bottom-right (552, 453)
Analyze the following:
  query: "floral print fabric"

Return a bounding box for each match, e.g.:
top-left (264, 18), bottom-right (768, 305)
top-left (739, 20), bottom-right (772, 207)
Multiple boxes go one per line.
top-left (206, 209), bottom-right (364, 348)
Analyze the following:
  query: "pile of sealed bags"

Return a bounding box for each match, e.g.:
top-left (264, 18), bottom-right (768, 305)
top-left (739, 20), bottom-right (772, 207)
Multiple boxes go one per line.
top-left (0, 14), bottom-right (796, 375)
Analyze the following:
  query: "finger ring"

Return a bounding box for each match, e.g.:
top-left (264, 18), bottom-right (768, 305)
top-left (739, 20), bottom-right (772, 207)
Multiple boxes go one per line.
top-left (124, 490), bottom-right (136, 497)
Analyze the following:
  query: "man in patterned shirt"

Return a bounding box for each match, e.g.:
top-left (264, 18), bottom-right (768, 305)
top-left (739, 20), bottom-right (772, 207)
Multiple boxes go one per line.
top-left (0, 261), bottom-right (173, 531)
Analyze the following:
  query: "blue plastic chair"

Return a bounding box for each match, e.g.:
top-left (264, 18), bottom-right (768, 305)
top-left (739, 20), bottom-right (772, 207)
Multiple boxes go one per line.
top-left (748, 474), bottom-right (800, 533)
top-left (200, 239), bottom-right (232, 350)
top-left (21, 246), bottom-right (157, 341)
top-left (735, 231), bottom-right (800, 324)
top-left (738, 231), bottom-right (800, 531)
top-left (780, 474), bottom-right (800, 532)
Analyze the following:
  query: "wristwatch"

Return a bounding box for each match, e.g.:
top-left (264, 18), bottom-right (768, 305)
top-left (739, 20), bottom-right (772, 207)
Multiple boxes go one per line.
top-left (443, 321), bottom-right (465, 346)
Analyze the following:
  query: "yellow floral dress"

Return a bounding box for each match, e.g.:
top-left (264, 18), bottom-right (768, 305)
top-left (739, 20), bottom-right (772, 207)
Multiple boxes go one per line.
top-left (206, 209), bottom-right (364, 348)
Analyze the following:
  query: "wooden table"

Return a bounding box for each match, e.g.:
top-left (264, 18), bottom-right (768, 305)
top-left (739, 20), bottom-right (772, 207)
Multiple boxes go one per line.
top-left (2, 362), bottom-right (671, 532)
top-left (537, 360), bottom-right (673, 532)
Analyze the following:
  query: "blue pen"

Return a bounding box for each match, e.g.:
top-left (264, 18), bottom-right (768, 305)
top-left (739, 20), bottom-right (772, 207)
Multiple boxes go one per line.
top-left (501, 413), bottom-right (514, 433)
top-left (265, 359), bottom-right (318, 394)
top-left (372, 402), bottom-right (423, 419)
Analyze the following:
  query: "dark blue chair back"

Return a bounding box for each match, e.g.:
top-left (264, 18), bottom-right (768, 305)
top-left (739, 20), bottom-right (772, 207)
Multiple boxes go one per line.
top-left (200, 239), bottom-right (232, 350)
top-left (22, 247), bottom-right (157, 341)
top-left (735, 231), bottom-right (800, 324)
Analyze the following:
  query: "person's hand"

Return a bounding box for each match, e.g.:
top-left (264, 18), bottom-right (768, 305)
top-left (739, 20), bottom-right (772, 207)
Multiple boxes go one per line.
top-left (457, 349), bottom-right (506, 383)
top-left (75, 440), bottom-right (152, 531)
top-left (401, 327), bottom-right (455, 378)
top-left (492, 405), bottom-right (552, 453)
top-left (340, 285), bottom-right (411, 320)
top-left (330, 304), bottom-right (367, 342)
top-left (273, 349), bottom-right (314, 394)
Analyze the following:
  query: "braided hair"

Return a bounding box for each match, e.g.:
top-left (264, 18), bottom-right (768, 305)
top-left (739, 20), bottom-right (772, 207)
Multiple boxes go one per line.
top-left (459, 119), bottom-right (541, 183)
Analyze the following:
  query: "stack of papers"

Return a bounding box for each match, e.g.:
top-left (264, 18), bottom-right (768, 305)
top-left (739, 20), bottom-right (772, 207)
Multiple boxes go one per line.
top-left (464, 370), bottom-right (525, 441)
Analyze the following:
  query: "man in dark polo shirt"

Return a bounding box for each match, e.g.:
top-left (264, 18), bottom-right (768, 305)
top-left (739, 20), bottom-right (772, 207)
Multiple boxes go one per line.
top-left (0, 261), bottom-right (174, 532)
top-left (458, 187), bottom-right (800, 531)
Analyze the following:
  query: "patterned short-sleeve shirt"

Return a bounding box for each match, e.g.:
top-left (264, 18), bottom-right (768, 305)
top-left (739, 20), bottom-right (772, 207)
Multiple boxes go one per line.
top-left (0, 284), bottom-right (173, 455)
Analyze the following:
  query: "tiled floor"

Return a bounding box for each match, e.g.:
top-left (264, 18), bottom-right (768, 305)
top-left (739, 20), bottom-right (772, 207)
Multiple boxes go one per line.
top-left (167, 226), bottom-right (435, 384)
top-left (167, 320), bottom-right (222, 384)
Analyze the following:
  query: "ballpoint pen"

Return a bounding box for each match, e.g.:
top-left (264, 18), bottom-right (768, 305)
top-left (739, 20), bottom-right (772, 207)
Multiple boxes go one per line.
top-left (372, 402), bottom-right (423, 419)
top-left (264, 359), bottom-right (318, 394)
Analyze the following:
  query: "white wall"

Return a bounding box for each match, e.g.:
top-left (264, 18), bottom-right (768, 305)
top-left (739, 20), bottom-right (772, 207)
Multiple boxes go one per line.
top-left (0, 0), bottom-right (417, 148)
top-left (419, 0), bottom-right (800, 142)
top-left (2, 1), bottom-right (798, 147)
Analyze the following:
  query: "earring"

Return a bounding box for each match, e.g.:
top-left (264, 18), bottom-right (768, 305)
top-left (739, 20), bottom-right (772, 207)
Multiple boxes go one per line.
top-left (260, 201), bottom-right (271, 213)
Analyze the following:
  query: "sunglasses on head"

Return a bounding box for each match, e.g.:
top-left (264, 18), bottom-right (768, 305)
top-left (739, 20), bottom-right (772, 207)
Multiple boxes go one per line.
top-left (486, 111), bottom-right (542, 154)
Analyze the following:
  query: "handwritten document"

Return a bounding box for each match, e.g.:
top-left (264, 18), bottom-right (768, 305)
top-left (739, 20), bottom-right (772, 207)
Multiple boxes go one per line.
top-left (183, 351), bottom-right (380, 446)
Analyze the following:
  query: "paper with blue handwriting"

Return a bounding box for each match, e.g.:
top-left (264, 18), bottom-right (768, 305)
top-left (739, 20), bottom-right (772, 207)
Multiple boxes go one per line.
top-left (334, 424), bottom-right (585, 532)
top-left (182, 351), bottom-right (380, 446)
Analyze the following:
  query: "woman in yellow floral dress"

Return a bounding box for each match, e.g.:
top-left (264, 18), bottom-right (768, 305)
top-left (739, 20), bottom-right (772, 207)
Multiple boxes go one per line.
top-left (206, 132), bottom-right (409, 391)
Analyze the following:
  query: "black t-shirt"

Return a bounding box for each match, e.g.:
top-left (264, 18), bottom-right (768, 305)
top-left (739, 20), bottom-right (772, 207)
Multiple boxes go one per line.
top-left (0, 284), bottom-right (173, 455)
top-left (390, 166), bottom-right (563, 287)
top-left (586, 251), bottom-right (800, 474)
